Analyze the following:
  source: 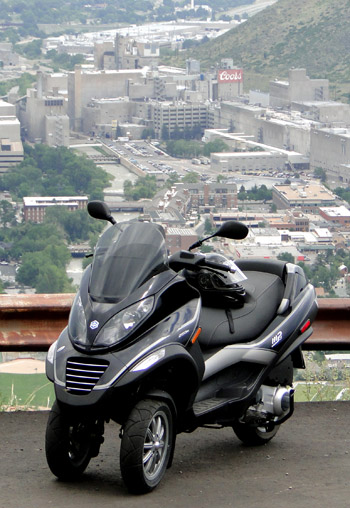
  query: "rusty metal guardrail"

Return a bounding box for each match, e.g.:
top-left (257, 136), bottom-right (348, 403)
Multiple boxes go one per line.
top-left (0, 295), bottom-right (349, 352)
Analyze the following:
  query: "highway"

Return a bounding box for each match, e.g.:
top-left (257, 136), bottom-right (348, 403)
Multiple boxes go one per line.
top-left (2, 401), bottom-right (350, 508)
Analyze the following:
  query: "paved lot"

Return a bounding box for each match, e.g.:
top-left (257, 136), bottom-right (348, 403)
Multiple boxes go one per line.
top-left (2, 402), bottom-right (350, 508)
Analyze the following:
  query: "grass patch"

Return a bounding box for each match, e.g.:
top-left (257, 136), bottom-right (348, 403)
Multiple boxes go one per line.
top-left (0, 373), bottom-right (54, 410)
top-left (294, 382), bottom-right (349, 402)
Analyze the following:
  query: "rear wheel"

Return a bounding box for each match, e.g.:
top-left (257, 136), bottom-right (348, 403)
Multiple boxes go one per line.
top-left (45, 401), bottom-right (96, 480)
top-left (120, 399), bottom-right (174, 494)
top-left (233, 420), bottom-right (279, 446)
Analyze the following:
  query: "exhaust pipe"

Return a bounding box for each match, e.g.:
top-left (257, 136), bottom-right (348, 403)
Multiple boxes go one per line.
top-left (259, 385), bottom-right (294, 416)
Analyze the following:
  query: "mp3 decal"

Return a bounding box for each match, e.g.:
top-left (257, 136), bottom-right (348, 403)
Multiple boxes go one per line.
top-left (271, 331), bottom-right (283, 348)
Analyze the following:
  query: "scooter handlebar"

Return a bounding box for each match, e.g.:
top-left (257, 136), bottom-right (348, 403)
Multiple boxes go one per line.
top-left (168, 251), bottom-right (233, 273)
top-left (202, 260), bottom-right (233, 272)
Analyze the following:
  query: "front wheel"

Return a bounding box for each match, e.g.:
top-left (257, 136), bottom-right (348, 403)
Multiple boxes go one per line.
top-left (45, 401), bottom-right (96, 480)
top-left (233, 420), bottom-right (280, 446)
top-left (120, 399), bottom-right (174, 494)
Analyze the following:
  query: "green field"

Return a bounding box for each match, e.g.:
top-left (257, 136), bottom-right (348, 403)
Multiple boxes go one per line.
top-left (1, 374), bottom-right (349, 410)
top-left (0, 373), bottom-right (54, 410)
top-left (294, 382), bottom-right (349, 403)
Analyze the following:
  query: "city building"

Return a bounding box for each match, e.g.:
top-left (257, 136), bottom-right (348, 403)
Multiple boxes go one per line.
top-left (23, 196), bottom-right (88, 223)
top-left (152, 101), bottom-right (210, 138)
top-left (272, 182), bottom-right (336, 211)
top-left (319, 206), bottom-right (350, 227)
top-left (165, 227), bottom-right (198, 255)
top-left (184, 182), bottom-right (237, 212)
top-left (0, 99), bottom-right (24, 172)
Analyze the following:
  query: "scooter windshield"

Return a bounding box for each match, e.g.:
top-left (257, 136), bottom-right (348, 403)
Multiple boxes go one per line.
top-left (89, 221), bottom-right (168, 303)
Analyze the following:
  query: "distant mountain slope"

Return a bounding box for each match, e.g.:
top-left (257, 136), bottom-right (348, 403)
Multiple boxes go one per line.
top-left (186, 0), bottom-right (350, 96)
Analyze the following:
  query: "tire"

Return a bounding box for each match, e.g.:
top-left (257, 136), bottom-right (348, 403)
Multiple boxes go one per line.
top-left (120, 399), bottom-right (174, 494)
top-left (233, 420), bottom-right (279, 446)
top-left (45, 401), bottom-right (94, 480)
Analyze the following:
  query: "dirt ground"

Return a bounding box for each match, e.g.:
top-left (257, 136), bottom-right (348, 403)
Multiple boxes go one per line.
top-left (0, 358), bottom-right (45, 374)
top-left (1, 401), bottom-right (350, 508)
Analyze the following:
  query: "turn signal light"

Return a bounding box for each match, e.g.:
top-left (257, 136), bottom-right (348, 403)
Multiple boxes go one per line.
top-left (191, 328), bottom-right (202, 344)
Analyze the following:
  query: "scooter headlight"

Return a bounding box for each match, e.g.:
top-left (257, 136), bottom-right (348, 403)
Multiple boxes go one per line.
top-left (68, 293), bottom-right (87, 344)
top-left (93, 296), bottom-right (154, 348)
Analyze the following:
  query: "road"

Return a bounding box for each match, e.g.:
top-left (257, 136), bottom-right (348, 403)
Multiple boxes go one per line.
top-left (2, 402), bottom-right (350, 508)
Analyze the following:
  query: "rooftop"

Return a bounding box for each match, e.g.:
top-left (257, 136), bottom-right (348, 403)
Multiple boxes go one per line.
top-left (274, 183), bottom-right (335, 202)
top-left (23, 196), bottom-right (88, 206)
top-left (319, 205), bottom-right (350, 217)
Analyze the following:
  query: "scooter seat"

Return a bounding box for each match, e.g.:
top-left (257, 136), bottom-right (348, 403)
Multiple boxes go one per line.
top-left (198, 270), bottom-right (285, 349)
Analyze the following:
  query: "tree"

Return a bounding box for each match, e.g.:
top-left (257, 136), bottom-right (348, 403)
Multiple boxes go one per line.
top-left (314, 167), bottom-right (327, 182)
top-left (0, 201), bottom-right (17, 228)
top-left (44, 207), bottom-right (103, 243)
top-left (123, 175), bottom-right (157, 200)
top-left (238, 185), bottom-right (247, 200)
top-left (277, 252), bottom-right (294, 263)
top-left (141, 128), bottom-right (155, 140)
top-left (183, 171), bottom-right (200, 183)
top-left (15, 39), bottom-right (42, 59)
top-left (16, 241), bottom-right (74, 293)
top-left (161, 125), bottom-right (169, 141)
top-left (204, 218), bottom-right (215, 235)
top-left (0, 144), bottom-right (111, 200)
top-left (203, 139), bottom-right (229, 157)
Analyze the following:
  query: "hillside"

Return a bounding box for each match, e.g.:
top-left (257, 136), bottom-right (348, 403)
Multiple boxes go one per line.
top-left (181, 0), bottom-right (350, 98)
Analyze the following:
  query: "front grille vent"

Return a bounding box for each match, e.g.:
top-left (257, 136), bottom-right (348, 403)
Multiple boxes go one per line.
top-left (66, 357), bottom-right (109, 395)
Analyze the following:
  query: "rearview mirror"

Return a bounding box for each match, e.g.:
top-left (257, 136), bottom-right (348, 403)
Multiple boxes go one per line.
top-left (87, 201), bottom-right (116, 224)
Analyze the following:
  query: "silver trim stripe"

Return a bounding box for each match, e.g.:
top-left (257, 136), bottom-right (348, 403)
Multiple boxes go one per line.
top-left (66, 358), bottom-right (109, 394)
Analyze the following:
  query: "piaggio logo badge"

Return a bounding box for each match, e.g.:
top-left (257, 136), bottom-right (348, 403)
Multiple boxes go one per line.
top-left (90, 320), bottom-right (99, 330)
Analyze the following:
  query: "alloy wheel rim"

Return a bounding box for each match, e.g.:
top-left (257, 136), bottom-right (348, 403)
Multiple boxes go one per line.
top-left (143, 411), bottom-right (169, 481)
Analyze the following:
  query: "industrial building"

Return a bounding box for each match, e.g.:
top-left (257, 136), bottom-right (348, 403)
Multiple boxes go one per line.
top-left (269, 68), bottom-right (329, 108)
top-left (210, 150), bottom-right (287, 174)
top-left (310, 127), bottom-right (350, 185)
top-left (18, 72), bottom-right (69, 146)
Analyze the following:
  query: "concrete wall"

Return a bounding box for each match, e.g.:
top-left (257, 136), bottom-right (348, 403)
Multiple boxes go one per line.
top-left (212, 102), bottom-right (311, 156)
top-left (0, 99), bottom-right (16, 116)
top-left (0, 117), bottom-right (21, 140)
top-left (213, 102), bottom-right (264, 134)
top-left (270, 69), bottom-right (329, 108)
top-left (45, 115), bottom-right (70, 147)
top-left (24, 89), bottom-right (67, 143)
top-left (42, 73), bottom-right (68, 94)
top-left (310, 128), bottom-right (350, 184)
